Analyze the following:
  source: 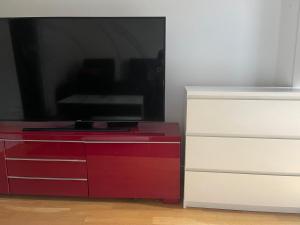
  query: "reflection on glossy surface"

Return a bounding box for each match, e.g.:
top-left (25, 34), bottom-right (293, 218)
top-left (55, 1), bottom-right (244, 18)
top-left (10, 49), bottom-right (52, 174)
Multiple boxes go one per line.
top-left (5, 141), bottom-right (85, 159)
top-left (87, 143), bottom-right (180, 201)
top-left (0, 18), bottom-right (165, 121)
top-left (0, 122), bottom-right (180, 201)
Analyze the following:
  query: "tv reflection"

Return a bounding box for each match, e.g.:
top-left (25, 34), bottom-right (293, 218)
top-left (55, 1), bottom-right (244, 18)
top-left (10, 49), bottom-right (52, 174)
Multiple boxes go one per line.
top-left (56, 52), bottom-right (164, 122)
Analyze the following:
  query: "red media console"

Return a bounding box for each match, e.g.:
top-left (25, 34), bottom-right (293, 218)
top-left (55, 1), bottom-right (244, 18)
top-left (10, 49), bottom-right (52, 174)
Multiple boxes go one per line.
top-left (0, 122), bottom-right (181, 203)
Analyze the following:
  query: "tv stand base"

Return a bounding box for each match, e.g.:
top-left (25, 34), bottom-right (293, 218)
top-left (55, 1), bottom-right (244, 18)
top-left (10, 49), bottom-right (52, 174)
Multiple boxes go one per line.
top-left (23, 121), bottom-right (138, 132)
top-left (162, 199), bottom-right (180, 204)
top-left (74, 121), bottom-right (94, 129)
top-left (107, 121), bottom-right (138, 128)
top-left (0, 122), bottom-right (181, 203)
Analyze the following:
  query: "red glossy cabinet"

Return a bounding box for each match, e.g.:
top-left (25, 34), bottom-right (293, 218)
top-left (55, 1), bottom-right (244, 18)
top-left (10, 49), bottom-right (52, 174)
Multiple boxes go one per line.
top-left (0, 122), bottom-right (181, 202)
top-left (0, 140), bottom-right (9, 194)
top-left (5, 141), bottom-right (88, 197)
top-left (6, 160), bottom-right (87, 178)
top-left (9, 179), bottom-right (88, 197)
top-left (5, 141), bottom-right (85, 160)
top-left (87, 143), bottom-right (180, 201)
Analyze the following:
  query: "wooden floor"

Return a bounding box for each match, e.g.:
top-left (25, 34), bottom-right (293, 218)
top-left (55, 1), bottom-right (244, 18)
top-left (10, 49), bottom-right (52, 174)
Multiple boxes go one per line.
top-left (0, 196), bottom-right (300, 225)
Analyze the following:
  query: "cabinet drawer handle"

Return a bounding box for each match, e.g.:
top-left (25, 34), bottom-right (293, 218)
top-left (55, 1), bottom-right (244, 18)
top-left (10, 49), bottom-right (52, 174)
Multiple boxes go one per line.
top-left (5, 158), bottom-right (86, 163)
top-left (5, 139), bottom-right (180, 144)
top-left (8, 176), bottom-right (87, 181)
top-left (85, 141), bottom-right (180, 144)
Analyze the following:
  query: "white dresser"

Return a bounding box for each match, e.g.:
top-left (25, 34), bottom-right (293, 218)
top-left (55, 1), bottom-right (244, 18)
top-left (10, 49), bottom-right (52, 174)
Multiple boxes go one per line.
top-left (184, 86), bottom-right (300, 213)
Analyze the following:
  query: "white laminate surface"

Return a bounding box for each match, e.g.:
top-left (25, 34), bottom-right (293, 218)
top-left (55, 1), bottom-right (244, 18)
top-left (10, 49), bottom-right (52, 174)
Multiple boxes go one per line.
top-left (184, 86), bottom-right (300, 213)
top-left (184, 171), bottom-right (300, 212)
top-left (185, 136), bottom-right (300, 175)
top-left (186, 99), bottom-right (300, 138)
top-left (186, 86), bottom-right (300, 100)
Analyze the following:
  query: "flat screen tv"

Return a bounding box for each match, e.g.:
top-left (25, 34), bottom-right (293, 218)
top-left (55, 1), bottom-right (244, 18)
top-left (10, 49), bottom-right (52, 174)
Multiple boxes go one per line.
top-left (0, 17), bottom-right (165, 126)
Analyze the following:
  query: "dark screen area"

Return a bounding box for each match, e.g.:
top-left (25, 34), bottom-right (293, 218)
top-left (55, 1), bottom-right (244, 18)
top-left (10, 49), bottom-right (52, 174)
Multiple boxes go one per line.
top-left (0, 17), bottom-right (165, 121)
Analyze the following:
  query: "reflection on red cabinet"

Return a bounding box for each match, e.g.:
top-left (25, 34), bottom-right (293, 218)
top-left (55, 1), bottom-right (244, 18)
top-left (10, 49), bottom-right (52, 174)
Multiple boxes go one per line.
top-left (87, 143), bottom-right (180, 201)
top-left (9, 178), bottom-right (88, 197)
top-left (5, 140), bottom-right (88, 197)
top-left (0, 122), bottom-right (181, 201)
top-left (5, 141), bottom-right (85, 159)
top-left (0, 140), bottom-right (8, 194)
top-left (6, 160), bottom-right (87, 178)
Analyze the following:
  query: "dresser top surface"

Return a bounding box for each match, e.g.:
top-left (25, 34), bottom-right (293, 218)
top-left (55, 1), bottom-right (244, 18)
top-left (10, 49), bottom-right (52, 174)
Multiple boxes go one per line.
top-left (186, 86), bottom-right (300, 99)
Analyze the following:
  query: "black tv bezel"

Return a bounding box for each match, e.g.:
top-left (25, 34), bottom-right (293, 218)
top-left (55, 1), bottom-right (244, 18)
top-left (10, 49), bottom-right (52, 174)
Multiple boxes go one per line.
top-left (0, 16), bottom-right (166, 122)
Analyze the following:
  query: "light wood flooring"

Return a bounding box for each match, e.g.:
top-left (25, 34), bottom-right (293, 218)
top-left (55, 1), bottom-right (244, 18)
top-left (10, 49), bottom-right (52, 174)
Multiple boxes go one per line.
top-left (0, 196), bottom-right (300, 225)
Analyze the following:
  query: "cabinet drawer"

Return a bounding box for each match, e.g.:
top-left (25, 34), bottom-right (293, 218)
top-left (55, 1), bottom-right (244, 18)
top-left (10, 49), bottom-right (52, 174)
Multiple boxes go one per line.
top-left (184, 171), bottom-right (300, 211)
top-left (186, 136), bottom-right (300, 175)
top-left (9, 177), bottom-right (88, 197)
top-left (186, 99), bottom-right (300, 137)
top-left (5, 141), bottom-right (85, 159)
top-left (6, 159), bottom-right (87, 178)
top-left (86, 143), bottom-right (180, 158)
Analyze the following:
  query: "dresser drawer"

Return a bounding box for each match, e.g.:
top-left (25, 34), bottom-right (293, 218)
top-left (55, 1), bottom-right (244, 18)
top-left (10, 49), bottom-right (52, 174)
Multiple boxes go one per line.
top-left (5, 141), bottom-right (85, 159)
top-left (6, 159), bottom-right (87, 178)
top-left (186, 99), bottom-right (300, 137)
top-left (9, 177), bottom-right (88, 197)
top-left (184, 171), bottom-right (300, 211)
top-left (186, 136), bottom-right (300, 175)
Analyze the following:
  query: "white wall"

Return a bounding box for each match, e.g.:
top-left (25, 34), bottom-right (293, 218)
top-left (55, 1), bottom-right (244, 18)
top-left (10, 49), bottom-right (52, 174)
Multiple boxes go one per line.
top-left (292, 0), bottom-right (300, 86)
top-left (277, 0), bottom-right (300, 86)
top-left (0, 0), bottom-right (283, 126)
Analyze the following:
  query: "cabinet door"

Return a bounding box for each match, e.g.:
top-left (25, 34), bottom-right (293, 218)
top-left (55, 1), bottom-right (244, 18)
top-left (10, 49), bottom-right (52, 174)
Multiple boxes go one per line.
top-left (0, 140), bottom-right (8, 194)
top-left (86, 143), bottom-right (180, 200)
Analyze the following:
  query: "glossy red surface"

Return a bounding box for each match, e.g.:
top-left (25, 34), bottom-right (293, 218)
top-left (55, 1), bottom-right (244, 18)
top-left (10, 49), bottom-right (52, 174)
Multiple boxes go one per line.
top-left (5, 141), bottom-right (85, 160)
top-left (9, 179), bottom-right (88, 197)
top-left (0, 141), bottom-right (9, 194)
top-left (0, 122), bottom-right (181, 142)
top-left (0, 122), bottom-right (181, 201)
top-left (6, 160), bottom-right (87, 178)
top-left (87, 143), bottom-right (180, 201)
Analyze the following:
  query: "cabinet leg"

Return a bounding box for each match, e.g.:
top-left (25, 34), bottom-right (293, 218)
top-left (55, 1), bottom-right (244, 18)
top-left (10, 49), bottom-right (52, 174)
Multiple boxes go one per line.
top-left (162, 199), bottom-right (180, 204)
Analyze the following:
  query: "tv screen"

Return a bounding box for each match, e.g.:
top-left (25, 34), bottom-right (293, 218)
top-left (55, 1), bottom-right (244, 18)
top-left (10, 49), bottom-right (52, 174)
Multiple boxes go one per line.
top-left (0, 17), bottom-right (165, 122)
